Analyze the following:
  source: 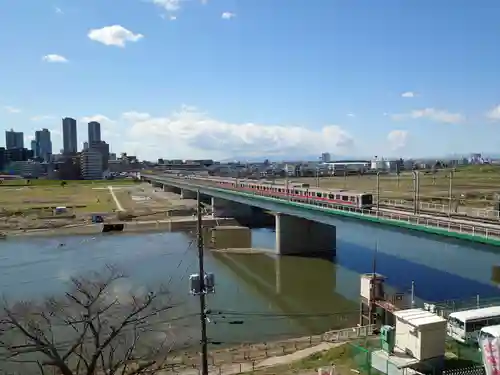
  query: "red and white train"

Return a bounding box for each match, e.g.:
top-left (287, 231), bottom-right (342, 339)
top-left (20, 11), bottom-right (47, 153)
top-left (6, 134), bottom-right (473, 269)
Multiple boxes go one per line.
top-left (187, 175), bottom-right (374, 210)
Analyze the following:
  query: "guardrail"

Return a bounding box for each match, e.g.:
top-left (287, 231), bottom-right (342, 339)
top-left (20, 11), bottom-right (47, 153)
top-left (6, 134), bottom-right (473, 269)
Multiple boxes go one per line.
top-left (144, 175), bottom-right (500, 241)
top-left (323, 324), bottom-right (375, 342)
top-left (379, 198), bottom-right (499, 219)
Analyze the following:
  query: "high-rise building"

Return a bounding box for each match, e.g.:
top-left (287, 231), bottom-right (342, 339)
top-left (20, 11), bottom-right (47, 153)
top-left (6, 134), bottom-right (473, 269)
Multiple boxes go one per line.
top-left (31, 140), bottom-right (37, 157)
top-left (90, 141), bottom-right (110, 171)
top-left (62, 117), bottom-right (77, 154)
top-left (88, 121), bottom-right (101, 144)
top-left (80, 148), bottom-right (103, 180)
top-left (34, 128), bottom-right (52, 161)
top-left (5, 129), bottom-right (24, 149)
top-left (321, 152), bottom-right (331, 163)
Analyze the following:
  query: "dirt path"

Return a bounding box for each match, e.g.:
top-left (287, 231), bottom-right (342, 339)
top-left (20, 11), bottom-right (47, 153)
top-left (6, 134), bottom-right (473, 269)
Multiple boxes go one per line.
top-left (161, 342), bottom-right (344, 375)
top-left (108, 186), bottom-right (125, 211)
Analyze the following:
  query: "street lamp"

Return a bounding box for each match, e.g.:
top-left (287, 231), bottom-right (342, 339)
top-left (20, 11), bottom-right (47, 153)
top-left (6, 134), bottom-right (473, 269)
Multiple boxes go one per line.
top-left (315, 167), bottom-right (320, 188)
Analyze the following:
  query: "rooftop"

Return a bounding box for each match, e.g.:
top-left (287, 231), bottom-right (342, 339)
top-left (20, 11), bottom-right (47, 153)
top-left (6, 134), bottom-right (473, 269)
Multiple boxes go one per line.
top-left (394, 308), bottom-right (446, 328)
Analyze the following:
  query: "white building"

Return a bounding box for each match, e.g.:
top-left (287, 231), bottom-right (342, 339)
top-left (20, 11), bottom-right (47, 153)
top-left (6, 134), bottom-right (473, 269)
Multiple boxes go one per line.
top-left (321, 152), bottom-right (331, 163)
top-left (80, 149), bottom-right (103, 180)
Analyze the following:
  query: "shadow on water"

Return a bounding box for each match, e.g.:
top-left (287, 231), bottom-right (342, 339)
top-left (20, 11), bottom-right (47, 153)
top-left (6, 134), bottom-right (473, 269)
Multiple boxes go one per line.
top-left (209, 251), bottom-right (359, 337)
top-left (336, 240), bottom-right (500, 302)
top-left (363, 220), bottom-right (500, 255)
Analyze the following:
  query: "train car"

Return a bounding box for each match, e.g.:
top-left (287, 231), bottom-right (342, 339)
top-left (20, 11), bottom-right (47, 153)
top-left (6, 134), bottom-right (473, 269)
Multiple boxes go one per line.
top-left (185, 176), bottom-right (373, 210)
top-left (234, 179), bottom-right (373, 209)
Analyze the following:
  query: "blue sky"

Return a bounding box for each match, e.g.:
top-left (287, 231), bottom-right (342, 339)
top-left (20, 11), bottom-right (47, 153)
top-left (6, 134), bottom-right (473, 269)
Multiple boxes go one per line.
top-left (1, 0), bottom-right (500, 161)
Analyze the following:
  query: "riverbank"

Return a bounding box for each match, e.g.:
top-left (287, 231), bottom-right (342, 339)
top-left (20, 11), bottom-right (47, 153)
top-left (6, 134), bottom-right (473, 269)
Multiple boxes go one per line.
top-left (164, 325), bottom-right (376, 375)
top-left (1, 216), bottom-right (238, 239)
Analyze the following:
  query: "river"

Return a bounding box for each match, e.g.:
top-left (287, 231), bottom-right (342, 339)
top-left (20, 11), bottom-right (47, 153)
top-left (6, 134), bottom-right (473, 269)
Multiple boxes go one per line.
top-left (1, 219), bottom-right (500, 346)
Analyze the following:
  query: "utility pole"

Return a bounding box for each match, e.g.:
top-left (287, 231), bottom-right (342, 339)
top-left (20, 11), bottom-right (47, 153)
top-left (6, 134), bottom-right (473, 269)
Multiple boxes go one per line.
top-left (412, 171), bottom-right (419, 215)
top-left (196, 190), bottom-right (209, 375)
top-left (448, 170), bottom-right (454, 217)
top-left (416, 171), bottom-right (420, 214)
top-left (316, 167), bottom-right (320, 188)
top-left (376, 172), bottom-right (380, 211)
top-left (285, 171), bottom-right (290, 200)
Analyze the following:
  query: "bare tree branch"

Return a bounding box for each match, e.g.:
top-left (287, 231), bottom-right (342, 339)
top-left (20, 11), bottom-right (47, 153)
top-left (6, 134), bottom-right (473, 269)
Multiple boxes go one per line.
top-left (0, 267), bottom-right (183, 375)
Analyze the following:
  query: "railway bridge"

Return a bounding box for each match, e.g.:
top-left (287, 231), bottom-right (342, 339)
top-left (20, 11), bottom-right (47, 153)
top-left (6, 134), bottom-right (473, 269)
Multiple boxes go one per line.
top-left (141, 173), bottom-right (500, 254)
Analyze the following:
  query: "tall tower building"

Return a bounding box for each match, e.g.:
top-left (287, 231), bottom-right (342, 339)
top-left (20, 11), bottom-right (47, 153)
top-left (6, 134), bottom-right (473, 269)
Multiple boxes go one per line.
top-left (5, 129), bottom-right (24, 149)
top-left (62, 117), bottom-right (77, 154)
top-left (88, 121), bottom-right (101, 144)
top-left (35, 128), bottom-right (52, 161)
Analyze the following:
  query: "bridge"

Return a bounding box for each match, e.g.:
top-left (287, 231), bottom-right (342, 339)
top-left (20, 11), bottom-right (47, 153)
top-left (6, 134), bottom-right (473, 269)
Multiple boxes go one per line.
top-left (141, 173), bottom-right (500, 254)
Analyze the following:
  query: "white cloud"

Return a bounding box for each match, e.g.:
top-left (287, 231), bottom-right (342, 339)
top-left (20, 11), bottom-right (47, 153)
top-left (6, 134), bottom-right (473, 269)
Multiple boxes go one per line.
top-left (80, 114), bottom-right (114, 124)
top-left (88, 25), bottom-right (143, 47)
top-left (120, 105), bottom-right (354, 160)
top-left (401, 91), bottom-right (416, 98)
top-left (31, 115), bottom-right (55, 121)
top-left (80, 115), bottom-right (117, 140)
top-left (54, 6), bottom-right (63, 14)
top-left (201, 0), bottom-right (208, 4)
top-left (221, 12), bottom-right (236, 19)
top-left (4, 106), bottom-right (21, 114)
top-left (387, 130), bottom-right (408, 150)
top-left (347, 113), bottom-right (355, 117)
top-left (122, 111), bottom-right (151, 122)
top-left (486, 105), bottom-right (500, 120)
top-left (152, 0), bottom-right (183, 12)
top-left (42, 54), bottom-right (68, 63)
top-left (160, 13), bottom-right (177, 20)
top-left (391, 108), bottom-right (464, 124)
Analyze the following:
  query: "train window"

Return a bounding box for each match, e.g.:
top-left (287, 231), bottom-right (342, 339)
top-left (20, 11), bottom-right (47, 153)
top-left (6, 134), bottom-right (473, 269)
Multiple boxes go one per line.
top-left (342, 195), bottom-right (349, 201)
top-left (316, 192), bottom-right (322, 198)
top-left (336, 194), bottom-right (341, 200)
top-left (328, 194), bottom-right (334, 199)
top-left (361, 195), bottom-right (373, 205)
top-left (349, 196), bottom-right (356, 202)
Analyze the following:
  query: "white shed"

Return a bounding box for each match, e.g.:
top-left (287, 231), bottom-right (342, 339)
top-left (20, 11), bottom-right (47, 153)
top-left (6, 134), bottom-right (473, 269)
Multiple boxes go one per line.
top-left (393, 308), bottom-right (446, 361)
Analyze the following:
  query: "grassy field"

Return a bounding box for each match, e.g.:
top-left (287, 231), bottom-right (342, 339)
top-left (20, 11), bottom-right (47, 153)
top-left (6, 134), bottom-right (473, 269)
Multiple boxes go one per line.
top-left (246, 339), bottom-right (480, 375)
top-left (283, 165), bottom-right (500, 208)
top-left (0, 178), bottom-right (139, 187)
top-left (0, 185), bottom-right (116, 214)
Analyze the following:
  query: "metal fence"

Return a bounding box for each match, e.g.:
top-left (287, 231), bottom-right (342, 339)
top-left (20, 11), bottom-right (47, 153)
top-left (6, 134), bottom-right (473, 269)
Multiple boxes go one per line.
top-left (162, 325), bottom-right (376, 374)
top-left (429, 296), bottom-right (500, 318)
top-left (379, 199), bottom-right (499, 219)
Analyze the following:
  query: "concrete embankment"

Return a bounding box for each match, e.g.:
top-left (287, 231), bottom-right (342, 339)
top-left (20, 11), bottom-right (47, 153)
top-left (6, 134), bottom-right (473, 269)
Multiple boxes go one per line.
top-left (2, 216), bottom-right (238, 239)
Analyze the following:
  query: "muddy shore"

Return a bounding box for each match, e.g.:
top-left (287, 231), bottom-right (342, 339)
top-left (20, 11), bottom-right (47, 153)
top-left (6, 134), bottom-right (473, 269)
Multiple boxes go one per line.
top-left (1, 216), bottom-right (238, 239)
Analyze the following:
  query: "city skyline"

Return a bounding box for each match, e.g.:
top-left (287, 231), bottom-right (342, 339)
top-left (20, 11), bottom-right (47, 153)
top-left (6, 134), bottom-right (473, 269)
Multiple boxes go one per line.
top-left (2, 118), bottom-right (112, 157)
top-left (1, 0), bottom-right (500, 160)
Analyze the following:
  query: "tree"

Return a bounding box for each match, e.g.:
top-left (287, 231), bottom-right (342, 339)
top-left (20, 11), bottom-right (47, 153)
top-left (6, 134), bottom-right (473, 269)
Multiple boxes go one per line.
top-left (0, 268), bottom-right (181, 375)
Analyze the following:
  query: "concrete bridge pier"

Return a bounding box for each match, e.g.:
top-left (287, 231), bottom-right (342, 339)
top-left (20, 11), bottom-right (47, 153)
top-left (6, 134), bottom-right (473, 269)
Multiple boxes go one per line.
top-left (180, 189), bottom-right (197, 199)
top-left (275, 213), bottom-right (336, 256)
top-left (162, 184), bottom-right (176, 193)
top-left (211, 197), bottom-right (253, 219)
